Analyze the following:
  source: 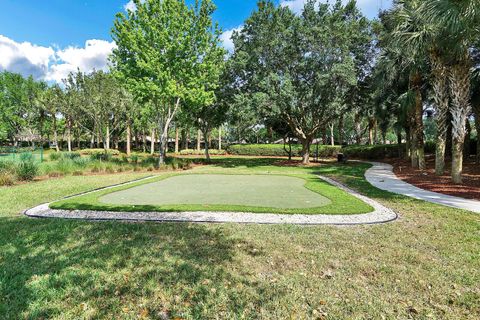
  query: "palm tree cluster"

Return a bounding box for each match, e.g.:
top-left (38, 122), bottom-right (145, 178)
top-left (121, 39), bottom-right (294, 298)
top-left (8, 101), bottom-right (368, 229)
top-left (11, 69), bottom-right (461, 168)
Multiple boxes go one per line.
top-left (375, 0), bottom-right (480, 183)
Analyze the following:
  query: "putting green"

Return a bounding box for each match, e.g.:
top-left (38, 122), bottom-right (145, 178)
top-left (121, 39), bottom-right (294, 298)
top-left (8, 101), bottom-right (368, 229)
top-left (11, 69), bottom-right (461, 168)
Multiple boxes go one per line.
top-left (99, 174), bottom-right (331, 209)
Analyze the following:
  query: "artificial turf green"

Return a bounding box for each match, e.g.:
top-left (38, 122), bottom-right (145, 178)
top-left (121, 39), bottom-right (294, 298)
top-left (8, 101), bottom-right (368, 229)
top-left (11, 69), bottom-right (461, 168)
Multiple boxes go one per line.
top-left (99, 174), bottom-right (331, 209)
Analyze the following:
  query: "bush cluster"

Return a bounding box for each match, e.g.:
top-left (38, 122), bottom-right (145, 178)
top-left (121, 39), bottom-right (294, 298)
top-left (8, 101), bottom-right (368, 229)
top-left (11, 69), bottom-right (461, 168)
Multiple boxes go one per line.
top-left (179, 149), bottom-right (227, 156)
top-left (226, 144), bottom-right (341, 157)
top-left (0, 155), bottom-right (39, 185)
top-left (78, 149), bottom-right (121, 156)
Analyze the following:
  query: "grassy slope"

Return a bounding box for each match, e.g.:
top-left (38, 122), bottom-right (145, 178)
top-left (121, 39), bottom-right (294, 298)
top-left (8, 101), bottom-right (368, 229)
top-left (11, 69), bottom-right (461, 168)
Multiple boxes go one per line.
top-left (0, 158), bottom-right (478, 319)
top-left (50, 163), bottom-right (372, 215)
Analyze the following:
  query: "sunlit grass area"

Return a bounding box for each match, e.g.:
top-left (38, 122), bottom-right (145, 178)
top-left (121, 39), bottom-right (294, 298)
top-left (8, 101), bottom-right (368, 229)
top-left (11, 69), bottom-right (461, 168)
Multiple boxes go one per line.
top-left (0, 157), bottom-right (479, 319)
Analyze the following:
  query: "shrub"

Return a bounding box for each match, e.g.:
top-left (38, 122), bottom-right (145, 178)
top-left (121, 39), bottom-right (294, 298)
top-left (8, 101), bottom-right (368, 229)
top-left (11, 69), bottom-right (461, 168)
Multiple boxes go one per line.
top-left (16, 159), bottom-right (39, 181)
top-left (0, 160), bottom-right (16, 173)
top-left (56, 159), bottom-right (76, 174)
top-left (342, 144), bottom-right (403, 160)
top-left (49, 152), bottom-right (62, 161)
top-left (142, 157), bottom-right (158, 167)
top-left (0, 171), bottom-right (16, 186)
top-left (129, 154), bottom-right (139, 164)
top-left (226, 144), bottom-right (341, 157)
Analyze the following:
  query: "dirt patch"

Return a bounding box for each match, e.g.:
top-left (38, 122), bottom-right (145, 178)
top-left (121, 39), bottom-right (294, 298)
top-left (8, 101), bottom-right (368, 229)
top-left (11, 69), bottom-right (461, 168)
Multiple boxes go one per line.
top-left (387, 155), bottom-right (480, 201)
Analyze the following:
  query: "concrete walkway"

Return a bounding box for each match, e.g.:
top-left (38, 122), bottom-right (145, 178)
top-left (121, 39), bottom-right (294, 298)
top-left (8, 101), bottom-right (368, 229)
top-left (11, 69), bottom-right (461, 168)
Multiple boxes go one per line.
top-left (365, 162), bottom-right (480, 214)
top-left (24, 176), bottom-right (397, 226)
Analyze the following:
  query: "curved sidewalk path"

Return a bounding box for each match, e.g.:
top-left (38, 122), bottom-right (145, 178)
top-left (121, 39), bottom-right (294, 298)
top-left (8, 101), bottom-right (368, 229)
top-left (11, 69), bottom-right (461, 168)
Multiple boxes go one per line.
top-left (366, 162), bottom-right (480, 214)
top-left (24, 176), bottom-right (397, 226)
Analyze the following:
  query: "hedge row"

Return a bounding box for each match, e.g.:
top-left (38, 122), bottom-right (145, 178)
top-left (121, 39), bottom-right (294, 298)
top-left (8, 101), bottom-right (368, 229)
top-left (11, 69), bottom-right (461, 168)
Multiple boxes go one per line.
top-left (342, 144), bottom-right (403, 160)
top-left (227, 144), bottom-right (342, 157)
top-left (179, 149), bottom-right (227, 156)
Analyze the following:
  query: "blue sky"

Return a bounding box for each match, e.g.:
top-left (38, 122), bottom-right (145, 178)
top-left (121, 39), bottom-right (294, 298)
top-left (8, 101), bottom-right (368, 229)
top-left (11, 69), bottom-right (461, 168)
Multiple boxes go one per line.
top-left (0, 0), bottom-right (392, 83)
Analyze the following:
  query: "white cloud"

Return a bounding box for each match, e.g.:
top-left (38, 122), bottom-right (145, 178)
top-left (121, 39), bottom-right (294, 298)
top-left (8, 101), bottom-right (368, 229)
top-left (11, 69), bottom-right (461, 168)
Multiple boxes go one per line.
top-left (0, 34), bottom-right (116, 83)
top-left (0, 35), bottom-right (55, 80)
top-left (220, 26), bottom-right (242, 53)
top-left (47, 39), bottom-right (116, 83)
top-left (124, 0), bottom-right (137, 12)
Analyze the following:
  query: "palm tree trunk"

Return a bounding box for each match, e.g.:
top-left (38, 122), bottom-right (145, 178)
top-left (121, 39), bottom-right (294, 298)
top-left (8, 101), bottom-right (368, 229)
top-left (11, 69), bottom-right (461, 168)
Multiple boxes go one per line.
top-left (449, 62), bottom-right (472, 184)
top-left (431, 55), bottom-right (449, 175)
top-left (464, 119), bottom-right (471, 160)
top-left (474, 108), bottom-right (480, 164)
top-left (412, 73), bottom-right (425, 170)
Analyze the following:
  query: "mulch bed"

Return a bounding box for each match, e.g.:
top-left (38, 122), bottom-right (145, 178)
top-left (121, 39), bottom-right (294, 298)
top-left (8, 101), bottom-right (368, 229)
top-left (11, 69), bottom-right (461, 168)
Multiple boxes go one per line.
top-left (386, 155), bottom-right (480, 201)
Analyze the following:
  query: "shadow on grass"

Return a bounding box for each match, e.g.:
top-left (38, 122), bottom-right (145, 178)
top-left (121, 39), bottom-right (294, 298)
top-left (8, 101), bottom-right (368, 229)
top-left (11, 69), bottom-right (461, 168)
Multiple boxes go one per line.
top-left (0, 217), bottom-right (274, 318)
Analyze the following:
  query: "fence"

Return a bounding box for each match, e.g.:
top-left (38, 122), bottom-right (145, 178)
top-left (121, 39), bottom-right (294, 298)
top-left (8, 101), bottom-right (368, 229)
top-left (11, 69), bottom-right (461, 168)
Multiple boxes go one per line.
top-left (0, 147), bottom-right (44, 163)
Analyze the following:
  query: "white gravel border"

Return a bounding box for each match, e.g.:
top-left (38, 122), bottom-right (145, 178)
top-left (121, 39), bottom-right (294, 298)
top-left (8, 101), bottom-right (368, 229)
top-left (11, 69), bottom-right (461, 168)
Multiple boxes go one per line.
top-left (24, 174), bottom-right (397, 225)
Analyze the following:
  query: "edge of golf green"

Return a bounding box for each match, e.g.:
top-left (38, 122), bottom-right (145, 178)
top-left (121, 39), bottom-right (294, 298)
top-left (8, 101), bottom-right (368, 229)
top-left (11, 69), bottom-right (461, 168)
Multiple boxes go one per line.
top-left (49, 172), bottom-right (374, 215)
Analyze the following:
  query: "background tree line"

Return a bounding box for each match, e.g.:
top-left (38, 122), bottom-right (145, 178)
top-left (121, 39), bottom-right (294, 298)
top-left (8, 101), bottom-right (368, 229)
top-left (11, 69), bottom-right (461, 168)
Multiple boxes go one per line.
top-left (1, 0), bottom-right (479, 182)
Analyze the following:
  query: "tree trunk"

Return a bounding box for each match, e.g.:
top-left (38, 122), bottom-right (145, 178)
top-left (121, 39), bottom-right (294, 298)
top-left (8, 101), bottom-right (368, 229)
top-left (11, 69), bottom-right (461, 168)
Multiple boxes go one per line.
top-left (354, 113), bottom-right (362, 144)
top-left (142, 129), bottom-right (147, 153)
top-left (449, 62), bottom-right (472, 184)
top-left (126, 121), bottom-right (132, 156)
top-left (150, 128), bottom-right (155, 155)
top-left (218, 126), bottom-right (222, 150)
top-left (301, 139), bottom-right (311, 165)
top-left (396, 130), bottom-right (403, 158)
top-left (106, 125), bottom-right (110, 150)
top-left (53, 116), bottom-right (60, 152)
top-left (203, 129), bottom-right (211, 162)
top-left (410, 126), bottom-right (418, 168)
top-left (67, 118), bottom-right (72, 152)
top-left (474, 109), bottom-right (480, 164)
top-left (197, 130), bottom-right (201, 152)
top-left (181, 129), bottom-right (187, 150)
top-left (338, 116), bottom-right (344, 145)
top-left (412, 72), bottom-right (426, 170)
top-left (329, 123), bottom-right (334, 146)
top-left (464, 119), bottom-right (471, 160)
top-left (431, 54), bottom-right (449, 175)
top-left (405, 126), bottom-right (411, 160)
top-left (174, 127), bottom-right (179, 153)
top-left (368, 118), bottom-right (375, 145)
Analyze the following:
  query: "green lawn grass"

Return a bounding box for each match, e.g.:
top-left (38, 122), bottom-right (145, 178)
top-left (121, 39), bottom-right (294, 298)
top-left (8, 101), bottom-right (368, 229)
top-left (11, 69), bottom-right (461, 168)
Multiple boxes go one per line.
top-left (50, 167), bottom-right (373, 215)
top-left (0, 157), bottom-right (479, 319)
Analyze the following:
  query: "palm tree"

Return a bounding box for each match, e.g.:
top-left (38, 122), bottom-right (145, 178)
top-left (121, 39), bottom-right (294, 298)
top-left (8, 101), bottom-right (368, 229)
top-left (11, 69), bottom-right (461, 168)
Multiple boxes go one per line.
top-left (387, 0), bottom-right (429, 170)
top-left (420, 0), bottom-right (479, 183)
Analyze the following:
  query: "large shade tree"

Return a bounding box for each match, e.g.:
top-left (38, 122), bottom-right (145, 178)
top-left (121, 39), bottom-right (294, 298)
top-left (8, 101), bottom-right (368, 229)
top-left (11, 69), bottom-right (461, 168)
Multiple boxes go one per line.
top-left (229, 0), bottom-right (369, 164)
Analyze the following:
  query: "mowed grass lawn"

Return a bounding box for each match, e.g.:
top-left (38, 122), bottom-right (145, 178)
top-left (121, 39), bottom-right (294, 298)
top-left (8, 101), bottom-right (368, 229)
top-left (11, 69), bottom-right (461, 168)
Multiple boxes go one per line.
top-left (0, 157), bottom-right (479, 319)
